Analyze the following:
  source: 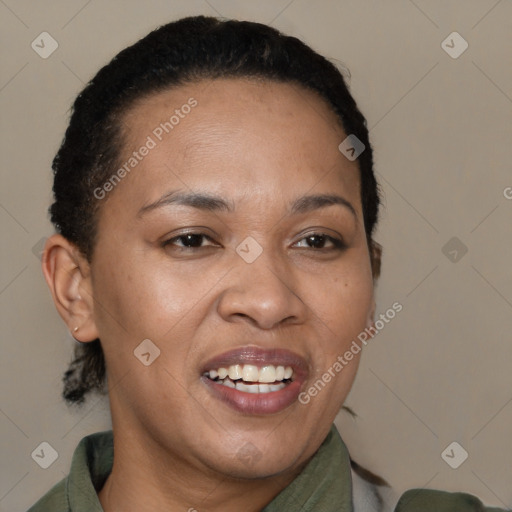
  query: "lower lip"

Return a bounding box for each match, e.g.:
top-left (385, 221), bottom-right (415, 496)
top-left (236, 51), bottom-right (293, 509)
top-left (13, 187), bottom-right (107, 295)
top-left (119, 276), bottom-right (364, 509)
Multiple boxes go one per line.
top-left (202, 376), bottom-right (302, 415)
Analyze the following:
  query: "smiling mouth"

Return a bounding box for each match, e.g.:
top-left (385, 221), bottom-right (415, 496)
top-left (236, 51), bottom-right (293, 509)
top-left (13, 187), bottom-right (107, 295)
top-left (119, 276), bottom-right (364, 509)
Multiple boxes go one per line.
top-left (200, 347), bottom-right (308, 414)
top-left (203, 364), bottom-right (294, 394)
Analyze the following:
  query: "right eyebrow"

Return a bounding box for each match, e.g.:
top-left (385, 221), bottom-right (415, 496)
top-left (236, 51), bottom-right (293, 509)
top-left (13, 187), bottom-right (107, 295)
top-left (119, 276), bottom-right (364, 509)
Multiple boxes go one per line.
top-left (138, 190), bottom-right (234, 217)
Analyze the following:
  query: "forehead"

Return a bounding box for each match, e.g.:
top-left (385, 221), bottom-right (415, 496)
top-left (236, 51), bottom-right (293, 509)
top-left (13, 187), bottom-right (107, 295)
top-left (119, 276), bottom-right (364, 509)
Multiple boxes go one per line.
top-left (112, 78), bottom-right (361, 212)
top-left (125, 77), bottom-right (342, 129)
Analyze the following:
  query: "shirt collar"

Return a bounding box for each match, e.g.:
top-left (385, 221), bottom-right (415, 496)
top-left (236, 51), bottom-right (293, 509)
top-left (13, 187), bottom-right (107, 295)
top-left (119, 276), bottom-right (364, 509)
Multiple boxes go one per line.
top-left (65, 425), bottom-right (353, 511)
top-left (262, 425), bottom-right (354, 511)
top-left (67, 430), bottom-right (113, 512)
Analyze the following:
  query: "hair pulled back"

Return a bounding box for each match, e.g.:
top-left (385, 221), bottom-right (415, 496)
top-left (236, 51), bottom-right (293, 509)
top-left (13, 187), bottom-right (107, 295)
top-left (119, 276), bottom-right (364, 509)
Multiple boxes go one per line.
top-left (50, 15), bottom-right (381, 404)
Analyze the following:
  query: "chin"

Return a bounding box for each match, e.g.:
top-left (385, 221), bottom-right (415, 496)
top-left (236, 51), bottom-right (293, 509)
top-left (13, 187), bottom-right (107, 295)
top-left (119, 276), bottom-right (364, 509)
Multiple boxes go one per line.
top-left (217, 456), bottom-right (301, 480)
top-left (202, 438), bottom-right (307, 480)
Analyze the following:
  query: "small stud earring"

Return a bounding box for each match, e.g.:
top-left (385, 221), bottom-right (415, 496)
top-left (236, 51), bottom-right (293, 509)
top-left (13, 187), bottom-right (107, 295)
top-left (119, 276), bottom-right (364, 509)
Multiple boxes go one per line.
top-left (73, 327), bottom-right (79, 333)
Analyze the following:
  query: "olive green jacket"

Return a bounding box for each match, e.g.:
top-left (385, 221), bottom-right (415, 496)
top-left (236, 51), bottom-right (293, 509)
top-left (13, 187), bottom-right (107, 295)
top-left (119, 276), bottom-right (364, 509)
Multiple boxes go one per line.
top-left (28, 426), bottom-right (508, 511)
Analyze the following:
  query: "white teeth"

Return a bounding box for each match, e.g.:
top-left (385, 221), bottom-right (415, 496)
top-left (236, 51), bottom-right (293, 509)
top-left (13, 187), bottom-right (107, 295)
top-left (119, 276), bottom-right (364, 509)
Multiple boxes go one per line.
top-left (208, 364), bottom-right (294, 383)
top-left (235, 381), bottom-right (250, 392)
top-left (259, 365), bottom-right (276, 383)
top-left (235, 381), bottom-right (261, 393)
top-left (218, 378), bottom-right (286, 393)
top-left (207, 363), bottom-right (295, 394)
top-left (228, 364), bottom-right (242, 380)
top-left (246, 383), bottom-right (260, 394)
top-left (242, 365), bottom-right (259, 382)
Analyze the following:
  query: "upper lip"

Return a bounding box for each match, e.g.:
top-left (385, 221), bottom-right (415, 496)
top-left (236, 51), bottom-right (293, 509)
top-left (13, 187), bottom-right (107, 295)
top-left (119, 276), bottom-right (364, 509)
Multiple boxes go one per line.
top-left (201, 346), bottom-right (309, 381)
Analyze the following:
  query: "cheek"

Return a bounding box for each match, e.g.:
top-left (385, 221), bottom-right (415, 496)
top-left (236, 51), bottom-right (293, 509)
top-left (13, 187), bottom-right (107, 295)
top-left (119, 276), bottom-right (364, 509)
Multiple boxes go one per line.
top-left (302, 258), bottom-right (373, 394)
top-left (310, 262), bottom-right (373, 338)
top-left (89, 245), bottom-right (231, 373)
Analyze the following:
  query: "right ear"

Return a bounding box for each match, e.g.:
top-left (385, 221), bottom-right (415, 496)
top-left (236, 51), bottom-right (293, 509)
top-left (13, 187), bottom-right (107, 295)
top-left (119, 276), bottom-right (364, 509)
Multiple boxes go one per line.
top-left (41, 234), bottom-right (99, 343)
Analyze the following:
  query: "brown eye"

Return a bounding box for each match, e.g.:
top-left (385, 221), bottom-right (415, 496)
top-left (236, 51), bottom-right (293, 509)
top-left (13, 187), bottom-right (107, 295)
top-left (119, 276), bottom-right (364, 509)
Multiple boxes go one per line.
top-left (295, 233), bottom-right (345, 250)
top-left (163, 233), bottom-right (217, 250)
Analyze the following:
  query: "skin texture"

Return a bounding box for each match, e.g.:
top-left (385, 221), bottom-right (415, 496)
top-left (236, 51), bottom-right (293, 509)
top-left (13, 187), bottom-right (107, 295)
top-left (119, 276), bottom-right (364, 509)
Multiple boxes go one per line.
top-left (43, 78), bottom-right (376, 512)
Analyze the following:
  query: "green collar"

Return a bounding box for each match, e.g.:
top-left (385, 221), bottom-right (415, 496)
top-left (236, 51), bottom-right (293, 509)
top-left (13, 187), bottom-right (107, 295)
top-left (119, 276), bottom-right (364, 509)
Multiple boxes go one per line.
top-left (30, 425), bottom-right (507, 512)
top-left (31, 425), bottom-right (354, 511)
top-left (262, 426), bottom-right (353, 511)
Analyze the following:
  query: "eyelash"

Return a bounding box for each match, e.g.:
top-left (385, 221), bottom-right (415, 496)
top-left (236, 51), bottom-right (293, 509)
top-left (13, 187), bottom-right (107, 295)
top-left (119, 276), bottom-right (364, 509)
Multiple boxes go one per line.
top-left (162, 232), bottom-right (346, 252)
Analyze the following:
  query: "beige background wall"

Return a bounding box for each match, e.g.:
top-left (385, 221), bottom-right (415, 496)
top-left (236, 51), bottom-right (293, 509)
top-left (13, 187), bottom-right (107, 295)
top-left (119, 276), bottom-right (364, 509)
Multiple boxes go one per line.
top-left (1, 1), bottom-right (511, 510)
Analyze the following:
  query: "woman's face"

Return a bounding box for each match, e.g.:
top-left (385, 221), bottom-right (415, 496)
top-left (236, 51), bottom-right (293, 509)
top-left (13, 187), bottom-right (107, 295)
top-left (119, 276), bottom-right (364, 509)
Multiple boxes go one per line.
top-left (89, 78), bottom-right (374, 478)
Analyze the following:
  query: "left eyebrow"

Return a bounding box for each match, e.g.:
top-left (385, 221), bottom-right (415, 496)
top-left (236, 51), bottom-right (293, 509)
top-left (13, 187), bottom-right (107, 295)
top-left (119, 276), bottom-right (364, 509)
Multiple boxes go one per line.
top-left (290, 193), bottom-right (357, 221)
top-left (137, 190), bottom-right (357, 221)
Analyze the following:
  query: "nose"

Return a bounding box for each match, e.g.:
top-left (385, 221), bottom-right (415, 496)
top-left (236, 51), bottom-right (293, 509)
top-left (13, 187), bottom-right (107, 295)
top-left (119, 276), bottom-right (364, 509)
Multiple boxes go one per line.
top-left (216, 249), bottom-right (307, 330)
